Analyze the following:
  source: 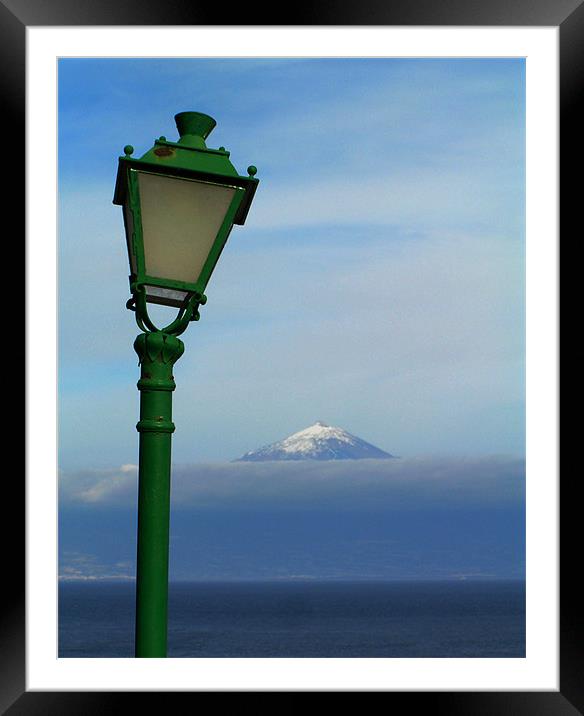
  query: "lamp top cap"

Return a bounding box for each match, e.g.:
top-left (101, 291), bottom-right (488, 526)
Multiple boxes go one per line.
top-left (174, 111), bottom-right (217, 140)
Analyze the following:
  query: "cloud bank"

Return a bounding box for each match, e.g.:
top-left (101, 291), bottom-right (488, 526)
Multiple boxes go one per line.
top-left (59, 456), bottom-right (524, 510)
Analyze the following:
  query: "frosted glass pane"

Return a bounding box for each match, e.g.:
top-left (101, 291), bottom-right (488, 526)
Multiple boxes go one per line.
top-left (145, 285), bottom-right (190, 308)
top-left (137, 171), bottom-right (236, 284)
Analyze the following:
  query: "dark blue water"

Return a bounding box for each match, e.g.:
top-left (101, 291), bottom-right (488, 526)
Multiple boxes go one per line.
top-left (59, 580), bottom-right (525, 658)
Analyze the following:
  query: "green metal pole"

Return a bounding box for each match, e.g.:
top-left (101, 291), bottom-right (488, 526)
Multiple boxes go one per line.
top-left (133, 330), bottom-right (184, 657)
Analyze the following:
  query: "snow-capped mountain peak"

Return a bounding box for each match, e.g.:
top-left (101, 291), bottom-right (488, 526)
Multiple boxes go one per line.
top-left (236, 422), bottom-right (394, 461)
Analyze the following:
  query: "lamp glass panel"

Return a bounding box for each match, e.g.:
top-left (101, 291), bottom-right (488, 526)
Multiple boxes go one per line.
top-left (144, 285), bottom-right (191, 308)
top-left (137, 171), bottom-right (237, 285)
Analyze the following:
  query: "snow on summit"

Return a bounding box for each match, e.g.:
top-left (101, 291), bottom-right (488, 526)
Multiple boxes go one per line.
top-left (236, 421), bottom-right (395, 461)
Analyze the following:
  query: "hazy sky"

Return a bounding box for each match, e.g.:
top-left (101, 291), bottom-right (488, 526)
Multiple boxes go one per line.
top-left (58, 57), bottom-right (525, 470)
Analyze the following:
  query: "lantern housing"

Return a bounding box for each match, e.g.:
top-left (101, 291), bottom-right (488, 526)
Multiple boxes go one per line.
top-left (113, 111), bottom-right (258, 310)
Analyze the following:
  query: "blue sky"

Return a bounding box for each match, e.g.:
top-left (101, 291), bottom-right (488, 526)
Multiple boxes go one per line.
top-left (59, 57), bottom-right (525, 470)
top-left (58, 58), bottom-right (525, 580)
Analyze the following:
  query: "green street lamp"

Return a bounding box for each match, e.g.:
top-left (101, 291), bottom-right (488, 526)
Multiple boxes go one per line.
top-left (113, 111), bottom-right (258, 657)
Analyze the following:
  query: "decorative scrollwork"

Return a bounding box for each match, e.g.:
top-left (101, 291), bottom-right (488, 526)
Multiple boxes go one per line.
top-left (129, 283), bottom-right (206, 337)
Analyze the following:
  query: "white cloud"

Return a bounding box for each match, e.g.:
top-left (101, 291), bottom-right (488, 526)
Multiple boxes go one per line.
top-left (59, 456), bottom-right (524, 510)
top-left (59, 465), bottom-right (137, 504)
top-left (248, 167), bottom-right (522, 234)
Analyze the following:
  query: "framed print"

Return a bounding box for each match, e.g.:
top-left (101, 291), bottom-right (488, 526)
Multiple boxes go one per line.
top-left (12, 0), bottom-right (574, 711)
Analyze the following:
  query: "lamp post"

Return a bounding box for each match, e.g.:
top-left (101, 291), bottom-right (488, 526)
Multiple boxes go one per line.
top-left (113, 111), bottom-right (258, 657)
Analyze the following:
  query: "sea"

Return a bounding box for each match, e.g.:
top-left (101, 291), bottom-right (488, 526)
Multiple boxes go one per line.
top-left (58, 579), bottom-right (525, 658)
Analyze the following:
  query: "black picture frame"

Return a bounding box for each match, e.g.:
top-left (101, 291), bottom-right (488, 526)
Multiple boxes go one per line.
top-left (11, 0), bottom-right (573, 710)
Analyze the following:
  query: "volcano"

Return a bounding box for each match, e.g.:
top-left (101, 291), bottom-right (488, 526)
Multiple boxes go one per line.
top-left (236, 421), bottom-right (395, 461)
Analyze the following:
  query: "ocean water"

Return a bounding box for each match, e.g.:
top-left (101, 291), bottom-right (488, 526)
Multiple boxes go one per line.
top-left (58, 580), bottom-right (525, 658)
